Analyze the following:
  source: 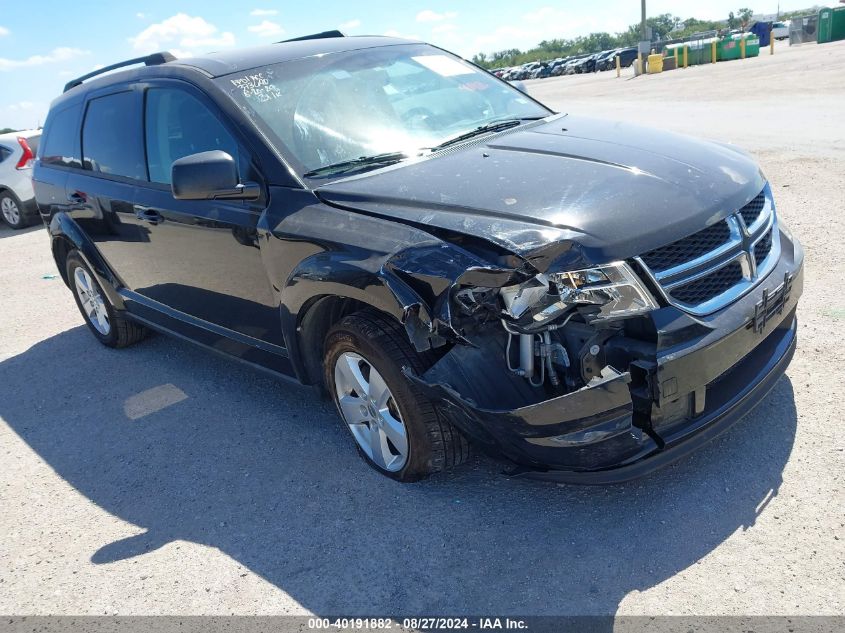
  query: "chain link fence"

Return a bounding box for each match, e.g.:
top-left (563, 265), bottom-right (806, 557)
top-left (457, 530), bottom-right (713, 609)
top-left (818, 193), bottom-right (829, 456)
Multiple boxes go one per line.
top-left (789, 14), bottom-right (819, 45)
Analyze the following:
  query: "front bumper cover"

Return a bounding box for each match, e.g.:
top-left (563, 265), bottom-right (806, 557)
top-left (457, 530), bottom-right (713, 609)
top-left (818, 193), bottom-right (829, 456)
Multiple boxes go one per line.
top-left (408, 233), bottom-right (804, 484)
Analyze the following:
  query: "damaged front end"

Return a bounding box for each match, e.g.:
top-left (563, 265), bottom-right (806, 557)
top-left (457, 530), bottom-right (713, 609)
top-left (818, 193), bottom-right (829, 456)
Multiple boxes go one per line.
top-left (386, 233), bottom-right (802, 483)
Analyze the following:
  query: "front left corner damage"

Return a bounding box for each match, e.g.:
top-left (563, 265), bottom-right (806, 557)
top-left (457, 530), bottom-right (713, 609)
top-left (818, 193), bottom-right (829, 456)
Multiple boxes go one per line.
top-left (404, 339), bottom-right (660, 472)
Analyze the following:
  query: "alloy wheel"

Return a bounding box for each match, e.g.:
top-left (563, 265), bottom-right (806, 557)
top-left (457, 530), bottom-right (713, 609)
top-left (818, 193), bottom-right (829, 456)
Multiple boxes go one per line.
top-left (1, 197), bottom-right (20, 226)
top-left (333, 351), bottom-right (409, 472)
top-left (73, 267), bottom-right (111, 336)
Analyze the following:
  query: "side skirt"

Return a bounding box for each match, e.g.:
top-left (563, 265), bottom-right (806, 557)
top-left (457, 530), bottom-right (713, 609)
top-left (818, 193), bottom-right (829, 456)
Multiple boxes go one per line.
top-left (120, 290), bottom-right (300, 385)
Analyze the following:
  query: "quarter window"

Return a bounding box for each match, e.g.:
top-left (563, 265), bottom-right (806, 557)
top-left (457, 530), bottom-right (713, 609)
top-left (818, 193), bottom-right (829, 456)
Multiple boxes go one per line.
top-left (145, 88), bottom-right (239, 185)
top-left (41, 105), bottom-right (82, 169)
top-left (82, 91), bottom-right (146, 180)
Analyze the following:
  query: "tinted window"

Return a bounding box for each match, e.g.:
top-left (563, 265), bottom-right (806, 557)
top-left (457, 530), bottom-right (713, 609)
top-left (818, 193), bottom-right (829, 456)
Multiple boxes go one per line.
top-left (145, 88), bottom-right (239, 184)
top-left (0, 146), bottom-right (9, 163)
top-left (41, 105), bottom-right (82, 169)
top-left (82, 91), bottom-right (146, 180)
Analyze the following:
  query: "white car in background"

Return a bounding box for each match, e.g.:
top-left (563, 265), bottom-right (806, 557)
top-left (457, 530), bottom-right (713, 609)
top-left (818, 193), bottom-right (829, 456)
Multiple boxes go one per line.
top-left (772, 21), bottom-right (790, 40)
top-left (0, 130), bottom-right (41, 229)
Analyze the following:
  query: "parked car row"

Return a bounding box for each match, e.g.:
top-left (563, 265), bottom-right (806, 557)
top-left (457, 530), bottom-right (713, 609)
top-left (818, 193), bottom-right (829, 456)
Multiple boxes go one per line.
top-left (493, 47), bottom-right (639, 81)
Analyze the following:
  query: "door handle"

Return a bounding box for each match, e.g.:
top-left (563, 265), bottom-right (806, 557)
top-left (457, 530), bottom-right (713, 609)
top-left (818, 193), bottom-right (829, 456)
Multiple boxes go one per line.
top-left (133, 206), bottom-right (164, 225)
top-left (67, 192), bottom-right (86, 204)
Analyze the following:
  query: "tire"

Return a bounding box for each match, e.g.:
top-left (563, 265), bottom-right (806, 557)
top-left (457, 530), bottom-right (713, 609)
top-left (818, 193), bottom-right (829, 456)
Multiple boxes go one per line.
top-left (65, 250), bottom-right (147, 348)
top-left (0, 190), bottom-right (30, 230)
top-left (324, 309), bottom-right (469, 482)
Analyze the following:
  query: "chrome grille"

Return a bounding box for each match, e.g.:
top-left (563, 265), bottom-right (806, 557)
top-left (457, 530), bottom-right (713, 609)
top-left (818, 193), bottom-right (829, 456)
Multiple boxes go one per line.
top-left (754, 228), bottom-right (774, 267)
top-left (636, 186), bottom-right (781, 316)
top-left (739, 191), bottom-right (766, 229)
top-left (641, 221), bottom-right (732, 272)
top-left (671, 261), bottom-right (744, 304)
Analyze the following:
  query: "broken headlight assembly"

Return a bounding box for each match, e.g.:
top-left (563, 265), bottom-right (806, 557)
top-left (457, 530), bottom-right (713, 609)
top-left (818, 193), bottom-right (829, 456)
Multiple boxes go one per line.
top-left (500, 262), bottom-right (658, 329)
top-left (455, 262), bottom-right (659, 390)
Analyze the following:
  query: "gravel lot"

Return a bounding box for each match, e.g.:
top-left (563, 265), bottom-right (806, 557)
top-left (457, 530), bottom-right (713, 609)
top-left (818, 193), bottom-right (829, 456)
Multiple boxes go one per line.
top-left (1, 40), bottom-right (843, 617)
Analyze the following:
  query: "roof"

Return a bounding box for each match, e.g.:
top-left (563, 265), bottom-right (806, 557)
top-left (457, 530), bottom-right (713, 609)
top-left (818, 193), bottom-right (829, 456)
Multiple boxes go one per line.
top-left (172, 35), bottom-right (418, 78)
top-left (50, 35), bottom-right (420, 109)
top-left (0, 129), bottom-right (41, 142)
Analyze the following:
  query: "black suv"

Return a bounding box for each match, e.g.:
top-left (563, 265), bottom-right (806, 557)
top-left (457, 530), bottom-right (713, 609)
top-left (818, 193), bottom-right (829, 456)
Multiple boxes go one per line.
top-left (34, 34), bottom-right (803, 483)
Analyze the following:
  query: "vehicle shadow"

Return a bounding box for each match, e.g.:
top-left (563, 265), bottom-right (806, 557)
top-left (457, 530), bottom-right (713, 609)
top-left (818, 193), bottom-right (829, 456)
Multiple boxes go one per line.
top-left (0, 223), bottom-right (42, 239)
top-left (0, 326), bottom-right (797, 616)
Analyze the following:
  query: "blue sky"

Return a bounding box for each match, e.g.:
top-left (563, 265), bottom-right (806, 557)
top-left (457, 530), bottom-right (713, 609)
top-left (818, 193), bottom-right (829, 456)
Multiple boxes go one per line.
top-left (0, 0), bottom-right (810, 129)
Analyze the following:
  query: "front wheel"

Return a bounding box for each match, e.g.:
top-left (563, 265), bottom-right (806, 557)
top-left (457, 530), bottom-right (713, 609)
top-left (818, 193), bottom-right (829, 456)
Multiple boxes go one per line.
top-left (65, 251), bottom-right (147, 348)
top-left (324, 310), bottom-right (469, 481)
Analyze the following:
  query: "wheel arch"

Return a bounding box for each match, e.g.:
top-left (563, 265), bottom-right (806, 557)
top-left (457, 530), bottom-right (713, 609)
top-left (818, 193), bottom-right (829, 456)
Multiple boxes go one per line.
top-left (280, 254), bottom-right (435, 386)
top-left (286, 283), bottom-right (416, 386)
top-left (49, 212), bottom-right (126, 309)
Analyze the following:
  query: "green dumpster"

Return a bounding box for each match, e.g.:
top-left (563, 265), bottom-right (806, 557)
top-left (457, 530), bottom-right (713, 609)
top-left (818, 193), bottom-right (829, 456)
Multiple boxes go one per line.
top-left (716, 33), bottom-right (759, 61)
top-left (740, 33), bottom-right (760, 57)
top-left (717, 35), bottom-right (741, 61)
top-left (686, 37), bottom-right (718, 65)
top-left (664, 43), bottom-right (683, 65)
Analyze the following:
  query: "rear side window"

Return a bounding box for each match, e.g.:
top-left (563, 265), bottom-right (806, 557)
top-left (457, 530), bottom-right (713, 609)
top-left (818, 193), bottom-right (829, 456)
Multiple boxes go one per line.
top-left (0, 146), bottom-right (10, 164)
top-left (82, 91), bottom-right (146, 181)
top-left (41, 105), bottom-right (82, 169)
top-left (145, 88), bottom-right (239, 184)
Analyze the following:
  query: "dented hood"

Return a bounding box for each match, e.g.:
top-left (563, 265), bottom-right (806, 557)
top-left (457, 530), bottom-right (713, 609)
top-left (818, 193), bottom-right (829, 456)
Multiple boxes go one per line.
top-left (316, 115), bottom-right (766, 271)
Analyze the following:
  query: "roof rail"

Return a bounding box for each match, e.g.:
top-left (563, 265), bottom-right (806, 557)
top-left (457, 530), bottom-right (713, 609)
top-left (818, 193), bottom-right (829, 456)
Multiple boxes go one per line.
top-left (63, 52), bottom-right (176, 93)
top-left (278, 30), bottom-right (345, 43)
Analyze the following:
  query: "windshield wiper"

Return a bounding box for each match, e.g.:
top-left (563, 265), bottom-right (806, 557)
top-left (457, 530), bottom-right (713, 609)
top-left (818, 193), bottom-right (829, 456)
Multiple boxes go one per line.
top-left (431, 116), bottom-right (545, 151)
top-left (303, 151), bottom-right (409, 178)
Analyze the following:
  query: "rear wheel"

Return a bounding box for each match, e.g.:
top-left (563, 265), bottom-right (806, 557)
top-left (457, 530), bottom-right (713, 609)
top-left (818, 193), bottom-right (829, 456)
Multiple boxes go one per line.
top-left (65, 251), bottom-right (147, 348)
top-left (0, 191), bottom-right (28, 230)
top-left (324, 310), bottom-right (469, 481)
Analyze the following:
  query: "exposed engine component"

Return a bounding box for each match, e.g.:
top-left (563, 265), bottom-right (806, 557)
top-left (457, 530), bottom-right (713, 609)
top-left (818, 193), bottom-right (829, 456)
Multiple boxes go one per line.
top-left (494, 262), bottom-right (659, 389)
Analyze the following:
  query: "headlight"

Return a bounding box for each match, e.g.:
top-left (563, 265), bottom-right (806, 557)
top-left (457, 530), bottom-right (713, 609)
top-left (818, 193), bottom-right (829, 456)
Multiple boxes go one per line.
top-left (500, 262), bottom-right (657, 327)
top-left (550, 263), bottom-right (658, 320)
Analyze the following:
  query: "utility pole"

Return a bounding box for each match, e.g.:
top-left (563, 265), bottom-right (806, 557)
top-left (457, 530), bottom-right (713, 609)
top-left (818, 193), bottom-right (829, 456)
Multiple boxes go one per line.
top-left (637, 0), bottom-right (647, 75)
top-left (641, 0), bottom-right (647, 41)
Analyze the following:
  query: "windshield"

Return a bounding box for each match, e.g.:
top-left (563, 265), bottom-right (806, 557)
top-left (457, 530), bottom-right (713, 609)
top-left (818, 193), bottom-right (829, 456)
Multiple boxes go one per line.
top-left (218, 43), bottom-right (551, 178)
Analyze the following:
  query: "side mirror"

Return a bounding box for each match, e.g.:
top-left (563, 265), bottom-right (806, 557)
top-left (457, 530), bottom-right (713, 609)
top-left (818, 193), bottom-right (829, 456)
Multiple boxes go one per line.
top-left (171, 150), bottom-right (260, 201)
top-left (509, 80), bottom-right (528, 94)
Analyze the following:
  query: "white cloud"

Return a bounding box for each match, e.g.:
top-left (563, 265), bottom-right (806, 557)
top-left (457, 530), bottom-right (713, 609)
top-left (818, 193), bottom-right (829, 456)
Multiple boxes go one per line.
top-left (6, 100), bottom-right (35, 111)
top-left (522, 7), bottom-right (562, 23)
top-left (432, 22), bottom-right (458, 34)
top-left (250, 8), bottom-right (278, 16)
top-left (0, 47), bottom-right (90, 72)
top-left (130, 14), bottom-right (235, 56)
top-left (416, 10), bottom-right (457, 23)
top-left (247, 20), bottom-right (285, 38)
top-left (136, 12), bottom-right (146, 19)
top-left (0, 26), bottom-right (9, 37)
top-left (339, 19), bottom-right (361, 31)
top-left (0, 100), bottom-right (48, 129)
